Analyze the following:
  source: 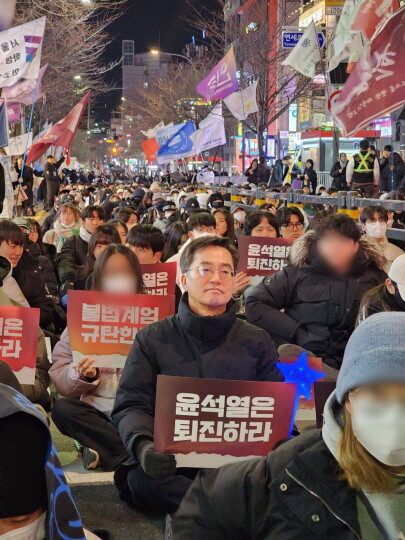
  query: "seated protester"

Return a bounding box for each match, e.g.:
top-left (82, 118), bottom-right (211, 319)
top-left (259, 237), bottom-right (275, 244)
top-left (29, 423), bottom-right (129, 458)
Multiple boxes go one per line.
top-left (213, 208), bottom-right (237, 247)
top-left (162, 222), bottom-right (188, 262)
top-left (42, 202), bottom-right (81, 254)
top-left (358, 253), bottom-right (405, 323)
top-left (246, 214), bottom-right (387, 370)
top-left (108, 219), bottom-right (128, 244)
top-left (78, 225), bottom-right (122, 291)
top-left (113, 207), bottom-right (138, 230)
top-left (57, 205), bottom-right (105, 297)
top-left (112, 236), bottom-right (282, 515)
top-left (0, 221), bottom-right (54, 329)
top-left (28, 218), bottom-right (57, 266)
top-left (0, 259), bottom-right (50, 410)
top-left (102, 194), bottom-right (121, 220)
top-left (276, 206), bottom-right (306, 241)
top-left (0, 384), bottom-right (102, 540)
top-left (51, 245), bottom-right (144, 472)
top-left (208, 192), bottom-right (225, 210)
top-left (153, 201), bottom-right (178, 232)
top-left (360, 205), bottom-right (403, 272)
top-left (173, 313), bottom-right (405, 540)
top-left (126, 224), bottom-right (165, 264)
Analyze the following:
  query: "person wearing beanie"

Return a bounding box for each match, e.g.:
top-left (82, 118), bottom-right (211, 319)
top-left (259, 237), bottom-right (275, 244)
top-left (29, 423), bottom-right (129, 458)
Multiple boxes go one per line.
top-left (208, 192), bottom-right (224, 210)
top-left (173, 312), bottom-right (405, 539)
top-left (153, 201), bottom-right (178, 232)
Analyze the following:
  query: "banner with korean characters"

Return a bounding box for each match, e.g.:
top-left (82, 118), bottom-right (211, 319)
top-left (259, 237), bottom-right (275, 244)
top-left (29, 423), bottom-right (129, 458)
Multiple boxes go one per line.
top-left (154, 375), bottom-right (296, 468)
top-left (67, 290), bottom-right (175, 369)
top-left (0, 305), bottom-right (39, 384)
top-left (141, 262), bottom-right (177, 296)
top-left (238, 236), bottom-right (293, 276)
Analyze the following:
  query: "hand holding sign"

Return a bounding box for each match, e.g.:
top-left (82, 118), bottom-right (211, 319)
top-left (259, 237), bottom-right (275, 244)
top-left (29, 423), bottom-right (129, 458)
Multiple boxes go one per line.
top-left (77, 357), bottom-right (97, 379)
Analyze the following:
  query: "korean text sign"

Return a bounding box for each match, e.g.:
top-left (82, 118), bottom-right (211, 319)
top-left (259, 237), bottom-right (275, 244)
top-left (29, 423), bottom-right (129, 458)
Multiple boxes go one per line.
top-left (141, 262), bottom-right (177, 296)
top-left (238, 236), bottom-right (293, 276)
top-left (67, 290), bottom-right (175, 368)
top-left (0, 305), bottom-right (39, 384)
top-left (154, 375), bottom-right (296, 468)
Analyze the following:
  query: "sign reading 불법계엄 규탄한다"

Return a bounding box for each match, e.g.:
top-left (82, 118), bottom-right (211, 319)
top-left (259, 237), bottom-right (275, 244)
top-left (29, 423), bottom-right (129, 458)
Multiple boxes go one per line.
top-left (0, 305), bottom-right (39, 384)
top-left (141, 262), bottom-right (177, 296)
top-left (238, 236), bottom-right (293, 276)
top-left (67, 290), bottom-right (175, 369)
top-left (154, 375), bottom-right (296, 468)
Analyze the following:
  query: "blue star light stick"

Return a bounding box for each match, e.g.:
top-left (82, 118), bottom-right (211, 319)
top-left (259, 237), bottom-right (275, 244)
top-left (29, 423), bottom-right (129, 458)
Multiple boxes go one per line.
top-left (276, 352), bottom-right (326, 437)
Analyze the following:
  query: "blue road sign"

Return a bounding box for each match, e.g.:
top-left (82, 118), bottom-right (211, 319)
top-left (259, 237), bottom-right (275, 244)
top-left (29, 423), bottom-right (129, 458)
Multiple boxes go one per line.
top-left (282, 30), bottom-right (325, 49)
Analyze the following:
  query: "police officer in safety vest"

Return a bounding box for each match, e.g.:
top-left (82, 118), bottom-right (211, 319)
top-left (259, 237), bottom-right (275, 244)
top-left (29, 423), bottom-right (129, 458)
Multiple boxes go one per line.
top-left (346, 139), bottom-right (380, 198)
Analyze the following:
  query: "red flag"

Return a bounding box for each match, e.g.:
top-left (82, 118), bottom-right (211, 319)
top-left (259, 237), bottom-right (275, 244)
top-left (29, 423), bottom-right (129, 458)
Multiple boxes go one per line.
top-left (331, 7), bottom-right (405, 137)
top-left (141, 137), bottom-right (159, 163)
top-left (26, 91), bottom-right (91, 164)
top-left (351, 0), bottom-right (400, 39)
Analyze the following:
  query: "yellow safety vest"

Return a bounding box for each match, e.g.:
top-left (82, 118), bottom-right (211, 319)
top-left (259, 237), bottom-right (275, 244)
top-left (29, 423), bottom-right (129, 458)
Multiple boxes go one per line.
top-left (354, 152), bottom-right (374, 173)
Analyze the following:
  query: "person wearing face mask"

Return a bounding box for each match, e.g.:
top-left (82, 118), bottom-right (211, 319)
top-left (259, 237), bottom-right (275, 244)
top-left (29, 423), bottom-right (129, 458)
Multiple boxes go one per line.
top-left (360, 206), bottom-right (404, 272)
top-left (173, 312), bottom-right (405, 540)
top-left (208, 192), bottom-right (225, 210)
top-left (51, 244), bottom-right (144, 478)
top-left (358, 253), bottom-right (405, 323)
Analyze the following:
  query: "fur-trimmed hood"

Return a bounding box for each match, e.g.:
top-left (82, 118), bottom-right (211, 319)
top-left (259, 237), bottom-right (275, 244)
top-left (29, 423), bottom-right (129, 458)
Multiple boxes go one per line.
top-left (289, 230), bottom-right (387, 272)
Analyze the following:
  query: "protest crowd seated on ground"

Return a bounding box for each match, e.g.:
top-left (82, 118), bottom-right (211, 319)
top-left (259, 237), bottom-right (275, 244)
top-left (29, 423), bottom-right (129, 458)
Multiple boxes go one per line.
top-left (1, 143), bottom-right (405, 539)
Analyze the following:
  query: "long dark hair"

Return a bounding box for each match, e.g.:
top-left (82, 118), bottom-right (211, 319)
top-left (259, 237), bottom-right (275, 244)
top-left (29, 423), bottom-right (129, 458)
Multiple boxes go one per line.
top-left (79, 224), bottom-right (121, 279)
top-left (162, 222), bottom-right (188, 261)
top-left (91, 244), bottom-right (145, 293)
top-left (213, 208), bottom-right (237, 246)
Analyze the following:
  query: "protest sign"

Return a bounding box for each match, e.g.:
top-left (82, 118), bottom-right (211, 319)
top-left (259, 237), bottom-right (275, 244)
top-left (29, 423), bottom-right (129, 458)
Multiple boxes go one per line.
top-left (0, 306), bottom-right (39, 384)
top-left (154, 375), bottom-right (296, 468)
top-left (238, 236), bottom-right (293, 276)
top-left (141, 262), bottom-right (177, 296)
top-left (6, 131), bottom-right (32, 155)
top-left (67, 290), bottom-right (175, 368)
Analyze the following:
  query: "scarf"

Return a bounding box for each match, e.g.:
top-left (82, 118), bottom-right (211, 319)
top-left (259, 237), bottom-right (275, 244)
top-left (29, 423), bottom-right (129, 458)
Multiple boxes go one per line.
top-left (53, 219), bottom-right (80, 253)
top-left (79, 225), bottom-right (92, 243)
top-left (339, 159), bottom-right (347, 169)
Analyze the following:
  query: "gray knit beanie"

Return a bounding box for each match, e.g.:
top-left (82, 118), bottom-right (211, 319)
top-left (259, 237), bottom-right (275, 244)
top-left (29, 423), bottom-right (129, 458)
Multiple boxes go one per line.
top-left (336, 312), bottom-right (405, 403)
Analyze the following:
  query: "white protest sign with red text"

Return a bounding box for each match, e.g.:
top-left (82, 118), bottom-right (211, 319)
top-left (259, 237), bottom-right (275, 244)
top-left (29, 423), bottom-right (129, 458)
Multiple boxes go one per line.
top-left (154, 375), bottom-right (296, 468)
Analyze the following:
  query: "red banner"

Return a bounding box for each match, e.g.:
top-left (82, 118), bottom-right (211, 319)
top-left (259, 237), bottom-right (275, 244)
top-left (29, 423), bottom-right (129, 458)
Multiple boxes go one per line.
top-left (154, 375), bottom-right (296, 468)
top-left (141, 262), bottom-right (177, 296)
top-left (67, 291), bottom-right (175, 368)
top-left (0, 306), bottom-right (39, 384)
top-left (238, 236), bottom-right (292, 276)
top-left (332, 7), bottom-right (405, 137)
top-left (351, 0), bottom-right (400, 39)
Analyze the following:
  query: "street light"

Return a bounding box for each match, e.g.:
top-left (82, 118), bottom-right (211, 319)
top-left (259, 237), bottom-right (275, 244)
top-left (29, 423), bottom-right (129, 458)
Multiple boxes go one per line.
top-left (149, 48), bottom-right (195, 67)
top-left (74, 75), bottom-right (82, 80)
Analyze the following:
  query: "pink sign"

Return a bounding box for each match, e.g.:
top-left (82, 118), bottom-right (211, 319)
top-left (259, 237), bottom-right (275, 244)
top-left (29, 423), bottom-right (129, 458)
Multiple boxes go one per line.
top-left (7, 102), bottom-right (21, 123)
top-left (196, 46), bottom-right (240, 101)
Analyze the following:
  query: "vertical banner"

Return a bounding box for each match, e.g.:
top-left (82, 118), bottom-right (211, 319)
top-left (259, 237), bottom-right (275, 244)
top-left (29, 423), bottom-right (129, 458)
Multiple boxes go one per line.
top-left (141, 262), bottom-right (177, 296)
top-left (67, 290), bottom-right (175, 368)
top-left (238, 237), bottom-right (293, 276)
top-left (154, 376), bottom-right (296, 468)
top-left (0, 306), bottom-right (40, 384)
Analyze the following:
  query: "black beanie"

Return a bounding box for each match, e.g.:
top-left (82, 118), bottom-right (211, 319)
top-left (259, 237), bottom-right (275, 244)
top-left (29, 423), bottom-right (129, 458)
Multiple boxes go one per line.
top-left (0, 412), bottom-right (49, 518)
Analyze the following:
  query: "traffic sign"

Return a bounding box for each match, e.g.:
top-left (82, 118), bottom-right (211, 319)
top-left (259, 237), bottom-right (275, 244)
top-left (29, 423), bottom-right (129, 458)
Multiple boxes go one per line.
top-left (282, 30), bottom-right (325, 49)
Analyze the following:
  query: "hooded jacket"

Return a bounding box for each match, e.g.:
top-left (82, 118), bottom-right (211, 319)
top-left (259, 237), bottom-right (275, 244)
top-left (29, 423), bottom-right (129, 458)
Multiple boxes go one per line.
top-left (172, 392), bottom-right (386, 539)
top-left (245, 232), bottom-right (387, 369)
top-left (0, 384), bottom-right (88, 540)
top-left (112, 295), bottom-right (282, 460)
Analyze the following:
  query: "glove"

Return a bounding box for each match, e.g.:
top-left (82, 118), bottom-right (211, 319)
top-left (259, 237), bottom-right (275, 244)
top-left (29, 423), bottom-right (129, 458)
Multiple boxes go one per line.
top-left (135, 439), bottom-right (176, 478)
top-left (60, 294), bottom-right (68, 309)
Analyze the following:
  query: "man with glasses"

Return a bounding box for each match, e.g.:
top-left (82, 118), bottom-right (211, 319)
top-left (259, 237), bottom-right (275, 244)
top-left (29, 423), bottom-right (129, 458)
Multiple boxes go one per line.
top-left (276, 207), bottom-right (306, 241)
top-left (113, 236), bottom-right (282, 515)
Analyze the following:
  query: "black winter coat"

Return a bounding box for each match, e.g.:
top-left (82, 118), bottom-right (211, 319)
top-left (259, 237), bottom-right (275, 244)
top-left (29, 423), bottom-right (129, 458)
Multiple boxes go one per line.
top-left (24, 240), bottom-right (58, 297)
top-left (173, 430), bottom-right (363, 539)
top-left (303, 167), bottom-right (318, 194)
top-left (330, 161), bottom-right (348, 191)
top-left (112, 295), bottom-right (282, 459)
top-left (44, 156), bottom-right (65, 183)
top-left (56, 235), bottom-right (88, 294)
top-left (12, 251), bottom-right (55, 328)
top-left (245, 232), bottom-right (386, 369)
top-left (41, 209), bottom-right (57, 235)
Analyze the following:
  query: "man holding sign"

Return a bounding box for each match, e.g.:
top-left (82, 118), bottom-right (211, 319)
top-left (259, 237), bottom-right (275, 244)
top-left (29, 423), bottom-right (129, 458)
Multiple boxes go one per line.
top-left (113, 236), bottom-right (282, 514)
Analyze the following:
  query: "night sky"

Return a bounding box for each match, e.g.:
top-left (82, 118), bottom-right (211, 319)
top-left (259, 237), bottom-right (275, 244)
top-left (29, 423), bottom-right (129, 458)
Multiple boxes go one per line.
top-left (98, 0), bottom-right (218, 118)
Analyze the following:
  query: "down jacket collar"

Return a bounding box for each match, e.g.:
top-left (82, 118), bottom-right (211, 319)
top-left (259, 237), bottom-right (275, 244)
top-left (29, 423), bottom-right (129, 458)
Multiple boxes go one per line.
top-left (177, 294), bottom-right (237, 342)
top-left (289, 231), bottom-right (387, 275)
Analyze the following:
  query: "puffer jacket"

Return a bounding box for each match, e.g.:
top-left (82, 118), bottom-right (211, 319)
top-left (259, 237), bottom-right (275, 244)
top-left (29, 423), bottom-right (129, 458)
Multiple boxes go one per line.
top-left (245, 232), bottom-right (387, 369)
top-left (173, 393), bottom-right (364, 540)
top-left (56, 234), bottom-right (89, 295)
top-left (50, 328), bottom-right (122, 415)
top-left (112, 295), bottom-right (282, 458)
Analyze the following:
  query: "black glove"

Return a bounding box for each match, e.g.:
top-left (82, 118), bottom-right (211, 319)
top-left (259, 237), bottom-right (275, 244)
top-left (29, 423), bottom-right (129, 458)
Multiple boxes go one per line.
top-left (135, 439), bottom-right (176, 478)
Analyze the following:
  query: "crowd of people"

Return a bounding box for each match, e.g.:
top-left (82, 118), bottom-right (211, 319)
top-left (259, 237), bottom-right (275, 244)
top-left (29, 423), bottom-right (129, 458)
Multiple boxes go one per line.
top-left (0, 141), bottom-right (404, 539)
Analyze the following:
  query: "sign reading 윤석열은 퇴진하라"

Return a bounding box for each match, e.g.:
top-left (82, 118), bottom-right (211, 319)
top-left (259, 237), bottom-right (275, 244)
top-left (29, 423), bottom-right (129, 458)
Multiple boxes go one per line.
top-left (154, 376), bottom-right (296, 468)
top-left (238, 236), bottom-right (293, 276)
top-left (67, 290), bottom-right (175, 369)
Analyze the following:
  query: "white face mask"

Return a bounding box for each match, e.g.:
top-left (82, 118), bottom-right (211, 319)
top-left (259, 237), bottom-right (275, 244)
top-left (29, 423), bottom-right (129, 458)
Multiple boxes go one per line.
top-left (366, 222), bottom-right (387, 239)
top-left (0, 512), bottom-right (46, 540)
top-left (102, 275), bottom-right (137, 294)
top-left (233, 211), bottom-right (246, 224)
top-left (350, 399), bottom-right (405, 466)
